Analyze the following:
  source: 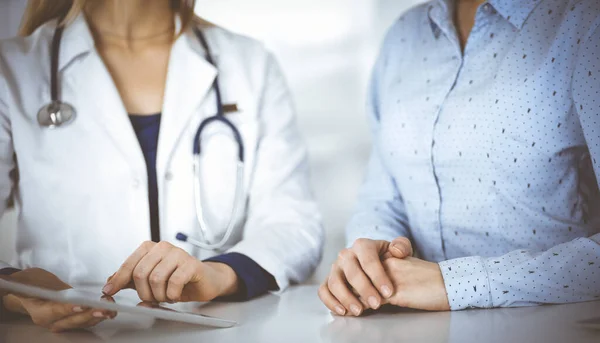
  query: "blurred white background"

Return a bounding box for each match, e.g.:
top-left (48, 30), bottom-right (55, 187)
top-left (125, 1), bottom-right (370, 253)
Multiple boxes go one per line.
top-left (0, 0), bottom-right (425, 282)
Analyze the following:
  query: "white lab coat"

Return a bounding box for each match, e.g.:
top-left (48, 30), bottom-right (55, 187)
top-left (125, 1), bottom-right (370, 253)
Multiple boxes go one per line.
top-left (0, 14), bottom-right (323, 291)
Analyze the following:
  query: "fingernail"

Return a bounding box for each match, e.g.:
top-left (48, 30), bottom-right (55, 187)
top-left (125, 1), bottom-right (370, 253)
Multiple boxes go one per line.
top-left (73, 306), bottom-right (84, 313)
top-left (92, 311), bottom-right (104, 318)
top-left (368, 296), bottom-right (380, 309)
top-left (381, 285), bottom-right (392, 298)
top-left (350, 304), bottom-right (361, 316)
top-left (334, 306), bottom-right (346, 315)
top-left (102, 283), bottom-right (113, 295)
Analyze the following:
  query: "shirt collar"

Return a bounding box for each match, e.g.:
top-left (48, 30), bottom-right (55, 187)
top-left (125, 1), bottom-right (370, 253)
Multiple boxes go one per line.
top-left (427, 0), bottom-right (454, 40)
top-left (427, 0), bottom-right (543, 36)
top-left (488, 0), bottom-right (543, 29)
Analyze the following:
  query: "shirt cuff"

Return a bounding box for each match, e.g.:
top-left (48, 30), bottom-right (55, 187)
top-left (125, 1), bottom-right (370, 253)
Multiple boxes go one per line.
top-left (204, 253), bottom-right (276, 301)
top-left (0, 268), bottom-right (21, 276)
top-left (0, 261), bottom-right (14, 270)
top-left (439, 256), bottom-right (493, 310)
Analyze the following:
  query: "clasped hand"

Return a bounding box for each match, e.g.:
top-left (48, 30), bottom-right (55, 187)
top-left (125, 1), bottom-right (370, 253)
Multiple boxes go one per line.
top-left (318, 237), bottom-right (450, 316)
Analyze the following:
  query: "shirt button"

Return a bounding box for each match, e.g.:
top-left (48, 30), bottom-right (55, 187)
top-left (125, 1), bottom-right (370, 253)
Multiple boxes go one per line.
top-left (482, 3), bottom-right (493, 13)
top-left (165, 172), bottom-right (174, 181)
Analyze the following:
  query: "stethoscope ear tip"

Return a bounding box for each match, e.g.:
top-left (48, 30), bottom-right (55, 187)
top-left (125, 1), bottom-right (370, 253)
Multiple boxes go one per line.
top-left (175, 232), bottom-right (189, 242)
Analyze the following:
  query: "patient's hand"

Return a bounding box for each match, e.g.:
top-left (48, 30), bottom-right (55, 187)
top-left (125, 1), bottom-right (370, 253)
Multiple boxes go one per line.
top-left (318, 237), bottom-right (414, 316)
top-left (372, 256), bottom-right (450, 311)
top-left (1, 268), bottom-right (115, 332)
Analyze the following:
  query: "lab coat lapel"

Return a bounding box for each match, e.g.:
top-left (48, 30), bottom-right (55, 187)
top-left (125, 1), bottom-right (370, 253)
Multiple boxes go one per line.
top-left (59, 14), bottom-right (146, 171)
top-left (157, 27), bottom-right (217, 176)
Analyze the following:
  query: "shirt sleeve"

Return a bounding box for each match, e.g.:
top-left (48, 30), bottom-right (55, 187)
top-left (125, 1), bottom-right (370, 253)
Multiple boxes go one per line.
top-left (439, 23), bottom-right (600, 310)
top-left (204, 253), bottom-right (276, 301)
top-left (346, 30), bottom-right (412, 248)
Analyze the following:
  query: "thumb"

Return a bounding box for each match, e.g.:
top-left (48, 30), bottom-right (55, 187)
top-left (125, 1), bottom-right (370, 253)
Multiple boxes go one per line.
top-left (388, 237), bottom-right (413, 258)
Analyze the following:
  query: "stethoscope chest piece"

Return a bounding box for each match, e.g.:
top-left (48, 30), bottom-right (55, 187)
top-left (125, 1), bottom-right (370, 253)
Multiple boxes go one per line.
top-left (37, 100), bottom-right (76, 128)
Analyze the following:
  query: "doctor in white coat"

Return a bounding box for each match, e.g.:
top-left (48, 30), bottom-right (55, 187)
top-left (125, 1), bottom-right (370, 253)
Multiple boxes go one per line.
top-left (0, 0), bottom-right (323, 332)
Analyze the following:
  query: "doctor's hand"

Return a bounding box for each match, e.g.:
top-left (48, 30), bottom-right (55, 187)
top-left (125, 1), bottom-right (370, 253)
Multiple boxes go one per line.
top-left (318, 237), bottom-right (413, 316)
top-left (103, 241), bottom-right (240, 303)
top-left (1, 268), bottom-right (115, 332)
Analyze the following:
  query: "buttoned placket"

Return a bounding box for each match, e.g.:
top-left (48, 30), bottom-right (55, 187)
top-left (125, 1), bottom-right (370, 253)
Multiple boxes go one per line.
top-left (427, 2), bottom-right (498, 260)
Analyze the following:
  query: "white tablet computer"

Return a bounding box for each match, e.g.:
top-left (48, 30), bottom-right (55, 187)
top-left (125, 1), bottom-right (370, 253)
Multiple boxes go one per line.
top-left (0, 278), bottom-right (236, 328)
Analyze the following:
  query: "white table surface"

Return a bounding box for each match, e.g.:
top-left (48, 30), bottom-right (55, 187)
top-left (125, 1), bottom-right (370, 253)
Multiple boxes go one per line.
top-left (1, 285), bottom-right (599, 343)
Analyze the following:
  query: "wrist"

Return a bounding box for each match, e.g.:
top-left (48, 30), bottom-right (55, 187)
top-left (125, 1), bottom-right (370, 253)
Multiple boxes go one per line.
top-left (205, 262), bottom-right (240, 297)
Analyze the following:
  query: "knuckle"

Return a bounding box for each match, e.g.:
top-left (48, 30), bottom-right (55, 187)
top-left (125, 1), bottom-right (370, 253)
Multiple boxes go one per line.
top-left (337, 249), bottom-right (354, 262)
top-left (156, 241), bottom-right (172, 249)
top-left (149, 272), bottom-right (163, 285)
top-left (353, 238), bottom-right (370, 249)
top-left (133, 268), bottom-right (147, 281)
top-left (177, 249), bottom-right (192, 261)
top-left (327, 276), bottom-right (341, 289)
top-left (141, 240), bottom-right (155, 249)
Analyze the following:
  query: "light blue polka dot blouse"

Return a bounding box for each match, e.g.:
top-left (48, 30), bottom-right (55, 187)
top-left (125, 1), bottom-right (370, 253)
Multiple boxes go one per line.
top-left (347, 0), bottom-right (600, 310)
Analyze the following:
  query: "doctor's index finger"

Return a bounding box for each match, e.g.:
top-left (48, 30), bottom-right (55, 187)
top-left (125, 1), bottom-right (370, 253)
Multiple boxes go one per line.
top-left (103, 241), bottom-right (156, 295)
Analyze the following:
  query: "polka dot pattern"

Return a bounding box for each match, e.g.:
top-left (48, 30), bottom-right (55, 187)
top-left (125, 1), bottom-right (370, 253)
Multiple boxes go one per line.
top-left (347, 0), bottom-right (600, 310)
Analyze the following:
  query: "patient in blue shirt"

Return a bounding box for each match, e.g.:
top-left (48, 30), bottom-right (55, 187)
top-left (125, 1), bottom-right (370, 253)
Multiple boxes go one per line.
top-left (320, 0), bottom-right (600, 316)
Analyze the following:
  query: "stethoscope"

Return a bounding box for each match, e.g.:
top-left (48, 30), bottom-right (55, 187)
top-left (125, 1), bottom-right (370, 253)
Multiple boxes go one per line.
top-left (38, 23), bottom-right (245, 251)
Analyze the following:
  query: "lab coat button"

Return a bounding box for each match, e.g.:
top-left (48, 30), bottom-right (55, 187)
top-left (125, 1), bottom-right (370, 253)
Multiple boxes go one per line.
top-left (165, 172), bottom-right (173, 181)
top-left (132, 179), bottom-right (140, 188)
